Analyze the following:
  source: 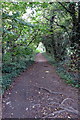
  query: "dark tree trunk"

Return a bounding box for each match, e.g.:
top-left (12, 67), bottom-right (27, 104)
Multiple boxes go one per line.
top-left (69, 3), bottom-right (79, 70)
top-left (77, 2), bottom-right (80, 41)
top-left (69, 3), bottom-right (77, 47)
top-left (49, 15), bottom-right (59, 60)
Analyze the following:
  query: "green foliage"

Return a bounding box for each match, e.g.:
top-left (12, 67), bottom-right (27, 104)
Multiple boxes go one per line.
top-left (1, 2), bottom-right (79, 93)
top-left (43, 53), bottom-right (79, 88)
top-left (1, 2), bottom-right (39, 93)
top-left (2, 55), bottom-right (35, 92)
top-left (43, 52), bottom-right (55, 64)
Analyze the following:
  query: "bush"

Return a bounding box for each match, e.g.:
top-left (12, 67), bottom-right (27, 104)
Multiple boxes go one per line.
top-left (2, 54), bottom-right (35, 93)
top-left (43, 52), bottom-right (79, 88)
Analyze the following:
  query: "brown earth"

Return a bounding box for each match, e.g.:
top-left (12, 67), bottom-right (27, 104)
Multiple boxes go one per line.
top-left (2, 53), bottom-right (79, 119)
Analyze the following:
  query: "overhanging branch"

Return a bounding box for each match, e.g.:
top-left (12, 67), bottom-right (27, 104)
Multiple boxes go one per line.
top-left (58, 2), bottom-right (74, 14)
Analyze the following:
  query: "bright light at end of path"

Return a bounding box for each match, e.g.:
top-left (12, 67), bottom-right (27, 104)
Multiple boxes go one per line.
top-left (36, 42), bottom-right (46, 53)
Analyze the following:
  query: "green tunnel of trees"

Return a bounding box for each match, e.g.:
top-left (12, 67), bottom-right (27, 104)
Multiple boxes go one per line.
top-left (1, 2), bottom-right (79, 92)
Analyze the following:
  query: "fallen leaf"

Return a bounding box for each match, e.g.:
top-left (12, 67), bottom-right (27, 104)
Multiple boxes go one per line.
top-left (42, 77), bottom-right (45, 78)
top-left (11, 113), bottom-right (13, 116)
top-left (26, 108), bottom-right (28, 111)
top-left (6, 101), bottom-right (11, 105)
top-left (68, 116), bottom-right (71, 118)
top-left (45, 71), bottom-right (49, 73)
top-left (32, 106), bottom-right (35, 108)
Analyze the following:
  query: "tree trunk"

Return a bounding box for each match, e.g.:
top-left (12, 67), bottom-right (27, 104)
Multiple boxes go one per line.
top-left (69, 3), bottom-right (77, 47)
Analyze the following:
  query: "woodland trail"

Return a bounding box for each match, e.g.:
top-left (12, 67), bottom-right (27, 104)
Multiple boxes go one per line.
top-left (2, 53), bottom-right (79, 119)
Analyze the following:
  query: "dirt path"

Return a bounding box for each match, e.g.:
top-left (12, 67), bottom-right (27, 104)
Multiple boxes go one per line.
top-left (2, 53), bottom-right (79, 119)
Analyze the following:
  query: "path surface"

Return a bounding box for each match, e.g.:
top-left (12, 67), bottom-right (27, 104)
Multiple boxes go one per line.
top-left (2, 53), bottom-right (79, 118)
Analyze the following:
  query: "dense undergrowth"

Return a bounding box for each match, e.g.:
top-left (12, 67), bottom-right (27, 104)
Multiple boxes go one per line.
top-left (43, 53), bottom-right (79, 88)
top-left (1, 53), bottom-right (37, 94)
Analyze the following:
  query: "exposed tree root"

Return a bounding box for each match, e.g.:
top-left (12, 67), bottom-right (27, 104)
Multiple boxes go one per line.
top-left (33, 85), bottom-right (79, 118)
top-left (48, 102), bottom-right (59, 106)
top-left (59, 98), bottom-right (79, 115)
top-left (42, 110), bottom-right (66, 118)
top-left (43, 107), bottom-right (79, 118)
top-left (59, 106), bottom-right (79, 115)
top-left (43, 97), bottom-right (79, 118)
top-left (34, 85), bottom-right (63, 95)
top-left (60, 98), bottom-right (74, 105)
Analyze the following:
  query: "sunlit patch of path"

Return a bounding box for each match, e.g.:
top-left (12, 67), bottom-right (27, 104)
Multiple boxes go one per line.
top-left (35, 53), bottom-right (47, 62)
top-left (2, 53), bottom-right (79, 118)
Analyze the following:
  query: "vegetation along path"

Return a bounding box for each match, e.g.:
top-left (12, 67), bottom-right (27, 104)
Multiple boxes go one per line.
top-left (2, 53), bottom-right (79, 119)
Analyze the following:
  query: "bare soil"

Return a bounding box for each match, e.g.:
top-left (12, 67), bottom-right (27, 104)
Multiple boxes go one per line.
top-left (2, 53), bottom-right (79, 119)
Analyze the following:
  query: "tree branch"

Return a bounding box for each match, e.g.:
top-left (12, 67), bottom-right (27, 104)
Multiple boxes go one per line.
top-left (58, 2), bottom-right (74, 14)
top-left (44, 16), bottom-right (50, 21)
top-left (27, 39), bottom-right (35, 46)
